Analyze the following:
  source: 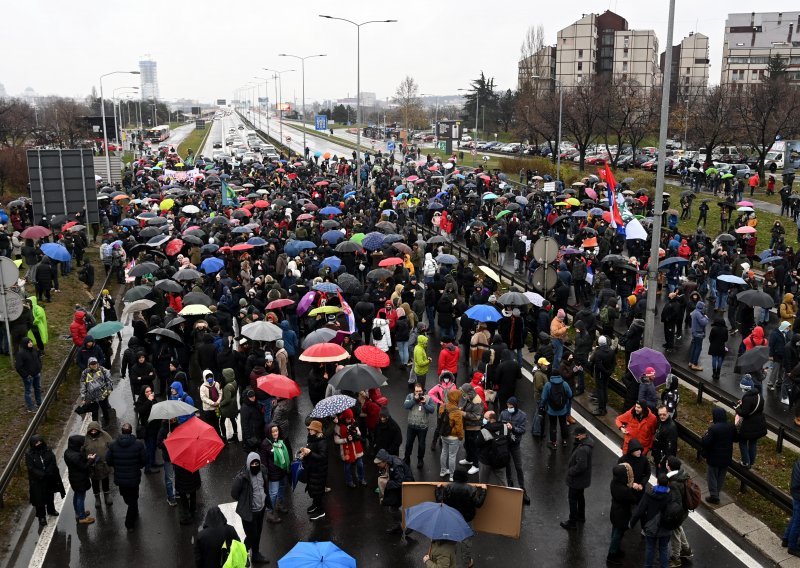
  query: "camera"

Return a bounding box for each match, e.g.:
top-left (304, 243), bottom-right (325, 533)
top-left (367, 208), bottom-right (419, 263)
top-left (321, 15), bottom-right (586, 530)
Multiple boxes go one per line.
top-left (347, 424), bottom-right (361, 442)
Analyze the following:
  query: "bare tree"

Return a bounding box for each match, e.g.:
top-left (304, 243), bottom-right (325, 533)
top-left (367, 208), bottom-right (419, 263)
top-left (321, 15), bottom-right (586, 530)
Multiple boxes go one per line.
top-left (624, 84), bottom-right (660, 160)
top-left (518, 24), bottom-right (547, 93)
top-left (39, 97), bottom-right (91, 148)
top-left (392, 76), bottom-right (425, 130)
top-left (687, 85), bottom-right (732, 165)
top-left (531, 95), bottom-right (561, 162)
top-left (562, 80), bottom-right (602, 170)
top-left (0, 98), bottom-right (35, 149)
top-left (597, 80), bottom-right (627, 166)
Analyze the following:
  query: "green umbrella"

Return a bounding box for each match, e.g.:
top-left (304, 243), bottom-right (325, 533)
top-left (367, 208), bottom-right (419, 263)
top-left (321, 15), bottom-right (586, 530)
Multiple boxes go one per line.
top-left (705, 167), bottom-right (718, 175)
top-left (721, 172), bottom-right (734, 179)
top-left (350, 232), bottom-right (366, 244)
top-left (89, 321), bottom-right (124, 339)
top-left (496, 210), bottom-right (512, 220)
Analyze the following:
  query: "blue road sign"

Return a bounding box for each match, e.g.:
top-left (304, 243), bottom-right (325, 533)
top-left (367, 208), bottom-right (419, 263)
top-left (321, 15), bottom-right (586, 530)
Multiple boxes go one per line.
top-left (315, 115), bottom-right (328, 131)
top-left (387, 141), bottom-right (396, 152)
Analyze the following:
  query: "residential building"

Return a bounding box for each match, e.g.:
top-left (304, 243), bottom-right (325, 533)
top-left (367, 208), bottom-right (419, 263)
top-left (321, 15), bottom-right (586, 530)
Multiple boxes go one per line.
top-left (139, 56), bottom-right (159, 100)
top-left (660, 32), bottom-right (710, 103)
top-left (721, 11), bottom-right (800, 87)
top-left (612, 29), bottom-right (660, 88)
top-left (518, 45), bottom-right (557, 91)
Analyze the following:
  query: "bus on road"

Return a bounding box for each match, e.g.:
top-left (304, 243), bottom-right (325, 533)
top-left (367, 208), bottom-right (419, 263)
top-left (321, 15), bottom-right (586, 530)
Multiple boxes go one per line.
top-left (146, 125), bottom-right (171, 143)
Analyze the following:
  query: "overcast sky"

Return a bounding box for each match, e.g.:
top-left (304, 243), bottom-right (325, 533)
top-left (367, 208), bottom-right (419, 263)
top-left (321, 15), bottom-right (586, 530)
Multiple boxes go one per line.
top-left (2, 0), bottom-right (796, 104)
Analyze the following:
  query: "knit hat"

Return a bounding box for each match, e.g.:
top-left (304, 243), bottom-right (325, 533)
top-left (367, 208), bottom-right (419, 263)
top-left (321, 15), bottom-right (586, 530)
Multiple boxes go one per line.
top-left (88, 357), bottom-right (98, 364)
top-left (780, 321), bottom-right (791, 332)
top-left (598, 335), bottom-right (607, 346)
top-left (507, 396), bottom-right (518, 407)
top-left (645, 367), bottom-right (656, 377)
top-left (537, 357), bottom-right (550, 367)
top-left (575, 426), bottom-right (588, 436)
top-left (740, 375), bottom-right (755, 391)
top-left (265, 353), bottom-right (274, 362)
top-left (488, 294), bottom-right (497, 302)
top-left (276, 339), bottom-right (285, 349)
top-left (556, 309), bottom-right (565, 320)
top-left (308, 420), bottom-right (324, 434)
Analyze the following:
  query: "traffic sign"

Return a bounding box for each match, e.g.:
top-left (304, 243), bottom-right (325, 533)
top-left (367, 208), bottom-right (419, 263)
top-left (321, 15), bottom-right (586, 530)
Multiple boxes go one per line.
top-left (0, 257), bottom-right (20, 288)
top-left (437, 141), bottom-right (447, 152)
top-left (314, 115), bottom-right (328, 131)
top-left (0, 290), bottom-right (24, 322)
top-left (532, 237), bottom-right (558, 264)
top-left (471, 149), bottom-right (477, 156)
top-left (195, 120), bottom-right (206, 130)
top-left (387, 141), bottom-right (396, 152)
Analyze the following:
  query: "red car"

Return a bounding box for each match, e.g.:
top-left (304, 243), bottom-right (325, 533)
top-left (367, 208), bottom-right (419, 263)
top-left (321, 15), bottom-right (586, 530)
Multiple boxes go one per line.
top-left (585, 155), bottom-right (608, 166)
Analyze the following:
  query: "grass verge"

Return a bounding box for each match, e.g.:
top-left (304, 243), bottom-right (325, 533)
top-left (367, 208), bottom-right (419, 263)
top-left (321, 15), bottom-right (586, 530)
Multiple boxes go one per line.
top-left (177, 125), bottom-right (208, 159)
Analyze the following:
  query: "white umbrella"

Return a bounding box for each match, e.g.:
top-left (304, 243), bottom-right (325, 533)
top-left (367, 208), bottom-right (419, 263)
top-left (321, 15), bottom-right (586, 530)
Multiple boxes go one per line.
top-left (241, 321), bottom-right (283, 342)
top-left (182, 204), bottom-right (200, 214)
top-left (122, 299), bottom-right (156, 317)
top-left (625, 218), bottom-right (647, 241)
top-left (524, 291), bottom-right (545, 307)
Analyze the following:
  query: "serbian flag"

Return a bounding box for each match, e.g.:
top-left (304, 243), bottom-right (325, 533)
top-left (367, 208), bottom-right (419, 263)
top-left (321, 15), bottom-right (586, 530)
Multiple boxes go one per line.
top-left (337, 291), bottom-right (357, 333)
top-left (599, 164), bottom-right (624, 232)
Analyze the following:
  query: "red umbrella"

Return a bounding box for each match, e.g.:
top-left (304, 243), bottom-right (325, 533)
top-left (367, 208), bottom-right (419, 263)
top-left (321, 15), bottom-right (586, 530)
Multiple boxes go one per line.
top-left (163, 417), bottom-right (224, 473)
top-left (254, 200), bottom-right (269, 208)
top-left (165, 239), bottom-right (184, 256)
top-left (378, 257), bottom-right (403, 267)
top-left (219, 246), bottom-right (231, 254)
top-left (287, 173), bottom-right (298, 180)
top-left (62, 221), bottom-right (78, 231)
top-left (21, 226), bottom-right (51, 239)
top-left (256, 374), bottom-right (301, 399)
top-left (267, 298), bottom-right (295, 310)
top-left (275, 168), bottom-right (286, 173)
top-left (303, 203), bottom-right (318, 211)
top-left (354, 345), bottom-right (390, 368)
top-left (300, 342), bottom-right (350, 363)
top-left (314, 180), bottom-right (329, 187)
top-left (242, 203), bottom-right (255, 210)
top-left (297, 213), bottom-right (314, 221)
top-left (234, 208), bottom-right (252, 217)
top-left (231, 243), bottom-right (254, 252)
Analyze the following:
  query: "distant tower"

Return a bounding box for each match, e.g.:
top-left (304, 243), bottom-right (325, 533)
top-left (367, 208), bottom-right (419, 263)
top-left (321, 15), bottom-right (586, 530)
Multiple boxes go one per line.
top-left (0, 82), bottom-right (6, 99)
top-left (139, 56), bottom-right (159, 100)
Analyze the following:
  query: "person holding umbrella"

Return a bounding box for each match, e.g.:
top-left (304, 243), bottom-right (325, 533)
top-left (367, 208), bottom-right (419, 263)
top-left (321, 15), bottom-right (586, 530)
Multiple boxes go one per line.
top-left (230, 452), bottom-right (270, 564)
top-left (300, 420), bottom-right (328, 521)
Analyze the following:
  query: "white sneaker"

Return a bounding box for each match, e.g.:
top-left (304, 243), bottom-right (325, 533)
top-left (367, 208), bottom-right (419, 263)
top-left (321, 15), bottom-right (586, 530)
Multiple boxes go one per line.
top-left (782, 397), bottom-right (790, 405)
top-left (458, 459), bottom-right (472, 466)
top-left (468, 466), bottom-right (480, 475)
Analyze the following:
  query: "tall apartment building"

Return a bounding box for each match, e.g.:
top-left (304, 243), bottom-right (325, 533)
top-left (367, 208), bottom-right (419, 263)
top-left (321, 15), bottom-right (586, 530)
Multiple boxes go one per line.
top-left (517, 45), bottom-right (557, 91)
top-left (139, 56), bottom-right (159, 100)
top-left (660, 32), bottom-right (710, 103)
top-left (721, 11), bottom-right (800, 87)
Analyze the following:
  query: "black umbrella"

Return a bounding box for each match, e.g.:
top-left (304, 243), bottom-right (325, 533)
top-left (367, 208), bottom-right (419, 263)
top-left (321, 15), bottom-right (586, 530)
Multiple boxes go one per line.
top-left (183, 291), bottom-right (213, 306)
top-left (717, 202), bottom-right (735, 209)
top-left (166, 316), bottom-right (186, 329)
top-left (735, 345), bottom-right (769, 374)
top-left (147, 216), bottom-right (169, 226)
top-left (182, 234), bottom-right (204, 246)
top-left (366, 268), bottom-right (393, 281)
top-left (427, 235), bottom-right (448, 245)
top-left (128, 262), bottom-right (160, 278)
top-left (124, 285), bottom-right (153, 302)
top-left (601, 254), bottom-right (628, 265)
top-left (335, 241), bottom-right (363, 253)
top-left (337, 273), bottom-right (363, 296)
top-left (328, 364), bottom-right (387, 391)
top-left (147, 328), bottom-right (184, 343)
top-left (173, 268), bottom-right (202, 282)
top-left (139, 226), bottom-right (165, 239)
top-left (717, 234), bottom-right (736, 243)
top-left (155, 279), bottom-right (184, 293)
top-left (736, 289), bottom-right (774, 309)
top-left (497, 291), bottom-right (531, 306)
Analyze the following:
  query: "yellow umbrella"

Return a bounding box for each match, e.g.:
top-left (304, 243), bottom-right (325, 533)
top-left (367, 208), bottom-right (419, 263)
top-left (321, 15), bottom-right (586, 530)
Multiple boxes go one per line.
top-left (179, 304), bottom-right (211, 316)
top-left (478, 266), bottom-right (500, 283)
top-left (554, 201), bottom-right (568, 206)
top-left (408, 198), bottom-right (421, 207)
top-left (175, 162), bottom-right (184, 168)
top-left (160, 198), bottom-right (175, 211)
top-left (566, 197), bottom-right (581, 206)
top-left (309, 306), bottom-right (343, 317)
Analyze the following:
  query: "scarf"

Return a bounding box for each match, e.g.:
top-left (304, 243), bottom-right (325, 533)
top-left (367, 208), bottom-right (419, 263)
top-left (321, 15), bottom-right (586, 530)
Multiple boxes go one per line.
top-left (271, 439), bottom-right (290, 471)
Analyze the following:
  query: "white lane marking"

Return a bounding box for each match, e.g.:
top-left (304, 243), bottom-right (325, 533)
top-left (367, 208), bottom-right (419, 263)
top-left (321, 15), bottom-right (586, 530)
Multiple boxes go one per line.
top-left (571, 409), bottom-right (759, 567)
top-left (218, 501), bottom-right (246, 542)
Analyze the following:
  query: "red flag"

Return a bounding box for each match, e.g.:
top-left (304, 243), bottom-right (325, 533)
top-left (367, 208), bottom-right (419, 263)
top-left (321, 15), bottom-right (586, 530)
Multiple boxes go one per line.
top-left (599, 164), bottom-right (624, 228)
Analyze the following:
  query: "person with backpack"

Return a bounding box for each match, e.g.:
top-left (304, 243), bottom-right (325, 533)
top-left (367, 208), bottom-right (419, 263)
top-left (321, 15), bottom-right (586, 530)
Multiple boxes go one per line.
top-left (541, 374), bottom-right (573, 450)
top-left (437, 389), bottom-right (464, 481)
top-left (666, 456), bottom-right (696, 565)
top-left (652, 404), bottom-right (679, 477)
top-left (701, 407), bottom-right (737, 505)
top-left (475, 410), bottom-right (510, 486)
top-left (561, 426), bottom-right (594, 531)
top-left (629, 474), bottom-right (673, 567)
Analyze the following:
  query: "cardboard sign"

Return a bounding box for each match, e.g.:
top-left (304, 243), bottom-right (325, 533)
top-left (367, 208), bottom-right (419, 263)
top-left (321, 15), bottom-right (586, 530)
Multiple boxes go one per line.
top-left (401, 482), bottom-right (524, 539)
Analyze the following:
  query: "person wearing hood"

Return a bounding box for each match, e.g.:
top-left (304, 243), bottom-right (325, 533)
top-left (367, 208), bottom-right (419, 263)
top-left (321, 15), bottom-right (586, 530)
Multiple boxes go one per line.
top-left (413, 333), bottom-right (432, 387)
top-left (27, 296), bottom-right (48, 352)
top-left (638, 367), bottom-right (659, 411)
top-left (768, 320), bottom-right (792, 396)
top-left (76, 335), bottom-right (105, 371)
top-left (80, 356), bottom-right (114, 426)
top-left (437, 336), bottom-right (460, 377)
top-left (541, 373), bottom-right (573, 450)
top-left (498, 307), bottom-right (525, 365)
top-left (34, 257), bottom-right (54, 303)
top-left (194, 505), bottom-right (243, 568)
top-left (422, 252), bottom-right (438, 284)
top-left (218, 368), bottom-right (239, 443)
top-left (64, 434), bottom-right (96, 525)
top-left (666, 456), bottom-right (694, 563)
top-left (374, 406), bottom-right (403, 458)
top-left (300, 420), bottom-right (328, 521)
top-left (495, 350), bottom-right (522, 410)
top-left (26, 435), bottom-right (65, 526)
top-left (617, 438), bottom-right (650, 500)
top-left (561, 426), bottom-right (594, 531)
top-left (134, 385), bottom-right (161, 474)
top-left (259, 423), bottom-right (292, 522)
top-left (615, 401), bottom-right (658, 455)
top-left (84, 421), bottom-right (114, 507)
top-left (334, 408), bottom-right (367, 489)
top-left (70, 310), bottom-right (88, 347)
top-left (743, 324), bottom-right (768, 351)
top-left (606, 462), bottom-right (639, 565)
top-left (169, 381), bottom-right (196, 425)
top-left (438, 389), bottom-right (465, 481)
top-left (736, 375), bottom-right (767, 468)
top-left (129, 351), bottom-right (155, 403)
top-left (106, 423), bottom-right (146, 532)
top-left (708, 317), bottom-right (730, 380)
top-left (394, 307), bottom-right (411, 367)
top-left (688, 301), bottom-right (709, 371)
top-left (428, 371), bottom-right (457, 451)
top-left (373, 448), bottom-right (415, 535)
top-left (459, 383), bottom-right (484, 476)
top-left (629, 475), bottom-right (673, 566)
top-left (500, 396), bottom-right (530, 505)
top-left (199, 370), bottom-right (222, 437)
top-left (230, 452), bottom-right (270, 564)
top-left (16, 337), bottom-right (42, 412)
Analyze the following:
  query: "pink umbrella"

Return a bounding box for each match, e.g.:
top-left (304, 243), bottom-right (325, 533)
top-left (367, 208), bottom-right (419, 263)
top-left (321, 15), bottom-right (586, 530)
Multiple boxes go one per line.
top-left (585, 187), bottom-right (597, 200)
top-left (406, 175), bottom-right (419, 182)
top-left (735, 226), bottom-right (757, 234)
top-left (737, 201), bottom-right (754, 207)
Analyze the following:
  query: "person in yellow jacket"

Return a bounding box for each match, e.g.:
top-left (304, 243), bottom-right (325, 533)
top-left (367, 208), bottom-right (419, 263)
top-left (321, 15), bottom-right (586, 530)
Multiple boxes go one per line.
top-left (780, 293), bottom-right (796, 327)
top-left (27, 296), bottom-right (48, 352)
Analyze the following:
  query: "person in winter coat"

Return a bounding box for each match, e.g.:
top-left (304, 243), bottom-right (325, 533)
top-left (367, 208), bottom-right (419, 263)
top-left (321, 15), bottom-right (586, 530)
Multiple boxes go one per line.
top-left (394, 307), bottom-right (412, 366)
top-left (541, 374), bottom-right (573, 449)
top-left (106, 423), bottom-right (146, 531)
top-left (743, 325), bottom-right (768, 351)
top-left (781, 293), bottom-right (797, 327)
top-left (549, 309), bottom-right (568, 369)
top-left (84, 421), bottom-right (113, 507)
top-left (64, 434), bottom-right (96, 525)
top-left (689, 301), bottom-right (709, 370)
top-left (371, 314), bottom-right (392, 353)
top-left (736, 375), bottom-right (767, 468)
top-left (499, 396), bottom-right (530, 504)
top-left (629, 475), bottom-right (673, 567)
top-left (652, 405), bottom-right (679, 476)
top-left (134, 385), bottom-right (161, 474)
top-left (617, 438), bottom-right (650, 503)
top-left (438, 389), bottom-right (465, 481)
top-left (169, 381), bottom-right (196, 425)
top-left (590, 336), bottom-right (616, 416)
top-left (437, 337), bottom-right (460, 377)
top-left (783, 458), bottom-right (800, 557)
top-left (606, 462), bottom-right (640, 565)
top-left (334, 408), bottom-right (367, 489)
top-left (35, 258), bottom-right (54, 303)
top-left (218, 368), bottom-right (239, 443)
top-left (128, 352), bottom-right (155, 403)
top-left (615, 401), bottom-right (658, 455)
top-left (80, 357), bottom-right (114, 426)
top-left (413, 334), bottom-right (432, 386)
top-left (561, 427), bottom-right (594, 530)
top-left (240, 389), bottom-right (264, 452)
top-left (199, 370), bottom-right (222, 437)
top-left (374, 406), bottom-right (403, 458)
top-left (459, 383), bottom-right (484, 476)
top-left (373, 448), bottom-right (415, 534)
top-left (70, 310), bottom-right (89, 347)
top-left (194, 505), bottom-right (242, 568)
top-left (76, 335), bottom-right (105, 371)
top-left (638, 368), bottom-right (659, 411)
top-left (495, 350), bottom-right (522, 410)
top-left (259, 423), bottom-right (292, 523)
top-left (300, 420), bottom-right (328, 520)
top-left (702, 407), bottom-right (738, 504)
top-left (16, 337), bottom-right (42, 412)
top-left (666, 456), bottom-right (694, 562)
top-left (422, 540), bottom-right (458, 567)
top-left (174, 461), bottom-right (201, 525)
top-left (26, 435), bottom-right (65, 526)
top-left (230, 452), bottom-right (270, 563)
top-left (708, 317), bottom-right (730, 380)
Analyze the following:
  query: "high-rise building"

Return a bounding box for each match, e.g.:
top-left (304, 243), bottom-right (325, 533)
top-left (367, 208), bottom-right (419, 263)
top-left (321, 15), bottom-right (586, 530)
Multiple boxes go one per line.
top-left (660, 32), bottom-right (710, 102)
top-left (721, 11), bottom-right (800, 87)
top-left (517, 45), bottom-right (557, 91)
top-left (139, 56), bottom-right (159, 100)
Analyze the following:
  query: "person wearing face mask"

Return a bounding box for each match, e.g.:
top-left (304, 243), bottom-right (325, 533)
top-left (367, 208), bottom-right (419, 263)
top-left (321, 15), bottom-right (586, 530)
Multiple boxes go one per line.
top-left (300, 420), bottom-right (328, 521)
top-left (499, 397), bottom-right (530, 505)
top-left (134, 385), bottom-right (161, 474)
top-left (199, 370), bottom-right (222, 438)
top-left (83, 421), bottom-right (114, 507)
top-left (26, 435), bottom-right (65, 527)
top-left (231, 452), bottom-right (270, 564)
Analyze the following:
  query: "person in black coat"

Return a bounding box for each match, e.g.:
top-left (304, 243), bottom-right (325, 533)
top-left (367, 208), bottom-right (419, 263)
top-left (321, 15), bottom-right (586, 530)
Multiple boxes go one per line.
top-left (259, 423), bottom-right (293, 522)
top-left (707, 317), bottom-right (729, 380)
top-left (231, 452), bottom-right (270, 564)
top-left (701, 407), bottom-right (737, 504)
top-left (174, 462), bottom-right (201, 525)
top-left (561, 428), bottom-right (594, 530)
top-left (373, 448), bottom-right (415, 534)
top-left (616, 438), bottom-right (649, 502)
top-left (106, 423), bottom-right (146, 531)
top-left (735, 376), bottom-right (767, 468)
top-left (34, 257), bottom-right (54, 303)
top-left (629, 475), bottom-right (673, 565)
top-left (16, 337), bottom-right (42, 411)
top-left (26, 435), bottom-right (65, 526)
top-left (495, 350), bottom-right (521, 410)
top-left (194, 506), bottom-right (241, 568)
top-left (240, 389), bottom-right (264, 452)
top-left (134, 385), bottom-right (161, 474)
top-left (374, 407), bottom-right (403, 457)
top-left (355, 295), bottom-right (375, 344)
top-left (661, 293), bottom-right (683, 350)
top-left (63, 434), bottom-right (95, 524)
top-left (301, 420), bottom-right (328, 520)
top-left (606, 463), bottom-right (640, 565)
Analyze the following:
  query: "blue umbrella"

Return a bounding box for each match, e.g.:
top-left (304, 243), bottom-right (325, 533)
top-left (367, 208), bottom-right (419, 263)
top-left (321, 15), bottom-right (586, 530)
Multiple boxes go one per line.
top-left (309, 394), bottom-right (357, 418)
top-left (436, 254), bottom-right (458, 265)
top-left (319, 206), bottom-right (342, 215)
top-left (717, 274), bottom-right (746, 285)
top-left (428, 202), bottom-right (444, 210)
top-left (382, 209), bottom-right (398, 217)
top-left (322, 230), bottom-right (345, 243)
top-left (455, 173), bottom-right (465, 179)
top-left (313, 282), bottom-right (342, 294)
top-left (404, 502), bottom-right (474, 542)
top-left (482, 193), bottom-right (498, 200)
top-left (247, 237), bottom-right (267, 246)
top-left (658, 257), bottom-right (689, 269)
top-left (279, 541), bottom-right (356, 568)
top-left (435, 191), bottom-right (448, 199)
top-left (320, 256), bottom-right (342, 272)
top-left (464, 304), bottom-right (502, 323)
top-left (314, 151), bottom-right (322, 158)
top-left (362, 232), bottom-right (385, 251)
top-left (762, 256), bottom-right (784, 264)
top-left (231, 226), bottom-right (251, 234)
top-left (41, 242), bottom-right (71, 262)
top-left (285, 240), bottom-right (317, 257)
top-left (290, 460), bottom-right (305, 491)
top-left (758, 249), bottom-right (775, 261)
top-left (120, 218), bottom-right (138, 227)
top-left (200, 257), bottom-right (225, 273)
top-left (382, 234), bottom-right (403, 245)
top-left (343, 191), bottom-right (356, 199)
top-left (589, 207), bottom-right (604, 215)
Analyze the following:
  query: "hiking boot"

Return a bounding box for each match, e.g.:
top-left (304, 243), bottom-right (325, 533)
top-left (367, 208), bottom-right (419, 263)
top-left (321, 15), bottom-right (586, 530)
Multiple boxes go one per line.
top-left (679, 549), bottom-right (693, 559)
top-left (668, 557), bottom-right (682, 568)
top-left (266, 511), bottom-right (282, 523)
top-left (522, 492), bottom-right (531, 505)
top-left (705, 496), bottom-right (720, 505)
top-left (417, 459), bottom-right (424, 469)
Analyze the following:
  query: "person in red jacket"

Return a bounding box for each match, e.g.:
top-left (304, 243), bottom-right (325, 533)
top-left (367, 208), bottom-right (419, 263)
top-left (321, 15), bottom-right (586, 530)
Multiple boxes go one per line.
top-left (70, 311), bottom-right (88, 347)
top-left (437, 338), bottom-right (460, 377)
top-left (615, 401), bottom-right (658, 455)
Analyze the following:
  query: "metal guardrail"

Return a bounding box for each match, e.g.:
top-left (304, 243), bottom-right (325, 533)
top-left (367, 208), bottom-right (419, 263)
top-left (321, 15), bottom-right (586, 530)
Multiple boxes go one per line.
top-left (0, 271), bottom-right (112, 507)
top-left (234, 112), bottom-right (292, 158)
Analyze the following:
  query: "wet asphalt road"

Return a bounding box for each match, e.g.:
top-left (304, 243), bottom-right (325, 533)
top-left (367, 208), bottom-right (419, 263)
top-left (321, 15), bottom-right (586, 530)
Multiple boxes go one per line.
top-left (13, 323), bottom-right (767, 568)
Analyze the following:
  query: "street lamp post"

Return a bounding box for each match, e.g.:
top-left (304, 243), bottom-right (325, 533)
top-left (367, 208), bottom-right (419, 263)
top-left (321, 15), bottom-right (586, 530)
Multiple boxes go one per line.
top-left (264, 68), bottom-right (295, 146)
top-left (684, 95), bottom-right (690, 150)
top-left (421, 93), bottom-right (439, 142)
top-left (278, 54), bottom-right (326, 156)
top-left (319, 15), bottom-right (397, 187)
top-left (112, 86), bottom-right (138, 152)
top-left (99, 70), bottom-right (140, 181)
top-left (254, 76), bottom-right (271, 136)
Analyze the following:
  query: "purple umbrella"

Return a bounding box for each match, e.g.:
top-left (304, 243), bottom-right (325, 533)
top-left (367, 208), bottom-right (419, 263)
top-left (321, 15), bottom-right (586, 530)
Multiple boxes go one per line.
top-left (297, 290), bottom-right (317, 317)
top-left (628, 347), bottom-right (671, 387)
top-left (561, 248), bottom-right (584, 256)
